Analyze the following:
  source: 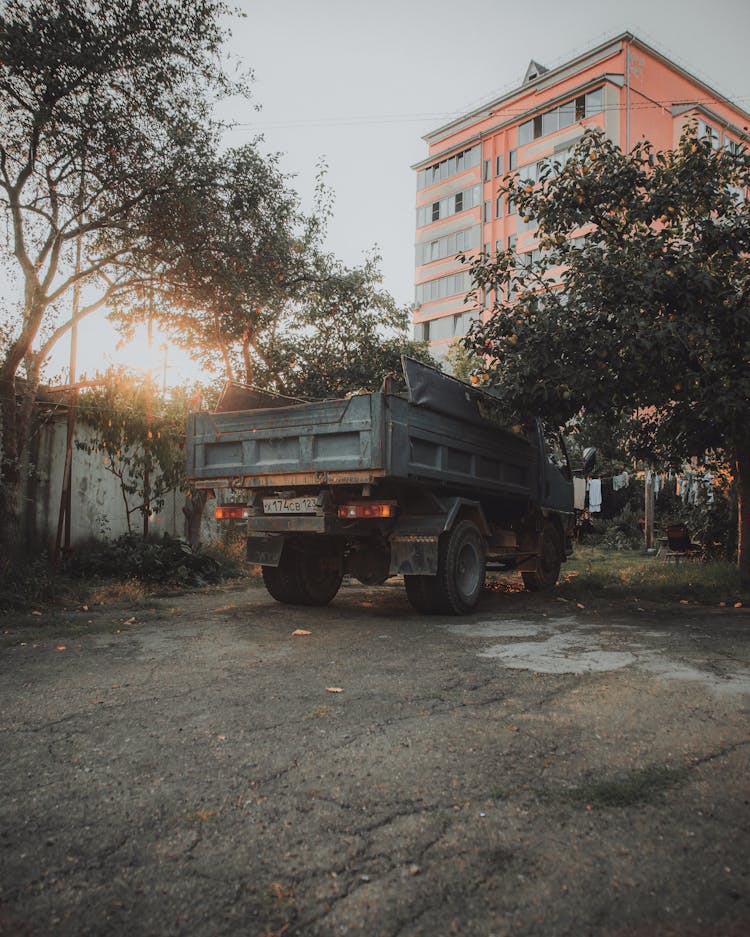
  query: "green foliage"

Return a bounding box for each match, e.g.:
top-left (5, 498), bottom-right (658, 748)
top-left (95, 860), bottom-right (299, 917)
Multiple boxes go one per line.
top-left (463, 124), bottom-right (750, 575)
top-left (69, 533), bottom-right (223, 586)
top-left (0, 553), bottom-right (69, 610)
top-left (444, 339), bottom-right (485, 382)
top-left (0, 0), bottom-right (243, 549)
top-left (76, 367), bottom-right (189, 532)
top-left (592, 504), bottom-right (644, 551)
top-left (463, 125), bottom-right (750, 461)
top-left (255, 250), bottom-right (434, 399)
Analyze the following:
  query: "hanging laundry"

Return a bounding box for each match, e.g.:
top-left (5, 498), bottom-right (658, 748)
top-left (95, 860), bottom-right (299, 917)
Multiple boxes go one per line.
top-left (573, 477), bottom-right (586, 510)
top-left (612, 471), bottom-right (629, 491)
top-left (587, 478), bottom-right (602, 513)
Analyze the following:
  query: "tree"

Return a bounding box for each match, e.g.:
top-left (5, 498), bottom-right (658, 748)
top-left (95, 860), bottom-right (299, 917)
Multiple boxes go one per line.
top-left (0, 0), bottom-right (239, 548)
top-left (75, 367), bottom-right (188, 534)
top-left (251, 250), bottom-right (434, 400)
top-left (153, 156), bottom-right (433, 399)
top-left (136, 145), bottom-right (315, 387)
top-left (462, 126), bottom-right (750, 580)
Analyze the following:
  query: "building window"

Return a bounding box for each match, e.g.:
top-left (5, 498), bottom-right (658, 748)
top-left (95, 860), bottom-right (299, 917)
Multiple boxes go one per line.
top-left (509, 149), bottom-right (517, 171)
top-left (697, 119), bottom-right (720, 150)
top-left (496, 195), bottom-right (503, 218)
top-left (483, 159), bottom-right (492, 182)
top-left (419, 310), bottom-right (479, 343)
top-left (725, 137), bottom-right (745, 156)
top-left (416, 184), bottom-right (481, 228)
top-left (496, 154), bottom-right (504, 176)
top-left (417, 145), bottom-right (481, 190)
top-left (415, 271), bottom-right (471, 305)
top-left (417, 225), bottom-right (480, 266)
top-left (483, 200), bottom-right (491, 222)
top-left (518, 86), bottom-right (605, 146)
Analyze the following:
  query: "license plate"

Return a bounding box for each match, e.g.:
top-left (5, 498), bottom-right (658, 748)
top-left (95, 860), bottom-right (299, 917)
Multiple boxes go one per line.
top-left (262, 496), bottom-right (317, 515)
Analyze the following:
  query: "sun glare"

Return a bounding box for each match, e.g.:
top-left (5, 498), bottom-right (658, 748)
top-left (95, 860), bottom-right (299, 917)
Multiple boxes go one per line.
top-left (50, 317), bottom-right (204, 390)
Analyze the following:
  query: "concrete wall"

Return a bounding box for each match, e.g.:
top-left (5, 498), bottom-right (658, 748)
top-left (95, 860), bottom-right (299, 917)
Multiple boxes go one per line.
top-left (19, 410), bottom-right (196, 550)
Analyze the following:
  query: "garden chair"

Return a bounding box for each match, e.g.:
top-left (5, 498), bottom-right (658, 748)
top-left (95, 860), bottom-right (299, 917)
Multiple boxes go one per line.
top-left (663, 524), bottom-right (701, 563)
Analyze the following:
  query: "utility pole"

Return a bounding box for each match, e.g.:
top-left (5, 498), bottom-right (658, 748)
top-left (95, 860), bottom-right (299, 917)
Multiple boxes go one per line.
top-left (54, 164), bottom-right (84, 564)
top-left (644, 470), bottom-right (655, 550)
top-left (143, 295), bottom-right (153, 540)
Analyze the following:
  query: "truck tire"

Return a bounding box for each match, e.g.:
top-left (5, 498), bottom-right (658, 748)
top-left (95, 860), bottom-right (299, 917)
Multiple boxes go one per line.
top-left (405, 520), bottom-right (486, 615)
top-left (522, 521), bottom-right (562, 591)
top-left (262, 540), bottom-right (343, 607)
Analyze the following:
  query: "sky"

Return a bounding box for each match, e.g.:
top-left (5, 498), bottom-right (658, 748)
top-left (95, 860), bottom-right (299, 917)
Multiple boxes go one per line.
top-left (47, 0), bottom-right (750, 385)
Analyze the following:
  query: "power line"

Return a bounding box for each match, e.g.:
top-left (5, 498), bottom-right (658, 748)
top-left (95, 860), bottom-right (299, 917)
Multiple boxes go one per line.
top-left (225, 96), bottom-right (750, 133)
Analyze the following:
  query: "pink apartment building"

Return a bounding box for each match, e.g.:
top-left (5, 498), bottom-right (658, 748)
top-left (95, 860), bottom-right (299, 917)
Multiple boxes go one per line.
top-left (413, 32), bottom-right (750, 360)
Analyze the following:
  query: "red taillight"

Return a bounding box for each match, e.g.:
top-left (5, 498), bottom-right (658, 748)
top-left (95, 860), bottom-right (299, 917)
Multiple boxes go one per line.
top-left (337, 502), bottom-right (396, 519)
top-left (214, 505), bottom-right (251, 520)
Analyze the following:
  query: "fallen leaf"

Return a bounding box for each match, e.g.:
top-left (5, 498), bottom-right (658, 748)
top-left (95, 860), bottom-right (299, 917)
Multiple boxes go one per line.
top-left (82, 605), bottom-right (89, 612)
top-left (576, 602), bottom-right (585, 609)
top-left (55, 645), bottom-right (67, 651)
top-left (679, 600), bottom-right (689, 605)
top-left (325, 687), bottom-right (344, 694)
top-left (31, 610), bottom-right (42, 616)
top-left (292, 629), bottom-right (312, 636)
top-left (217, 735), bottom-right (227, 742)
top-left (734, 602), bottom-right (743, 608)
top-left (192, 810), bottom-right (218, 822)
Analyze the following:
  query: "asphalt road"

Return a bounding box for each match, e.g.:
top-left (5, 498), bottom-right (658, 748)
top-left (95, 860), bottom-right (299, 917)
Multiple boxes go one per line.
top-left (1, 580), bottom-right (749, 937)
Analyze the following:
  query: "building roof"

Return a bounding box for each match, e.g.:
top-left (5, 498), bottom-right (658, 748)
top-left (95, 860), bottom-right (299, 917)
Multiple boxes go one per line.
top-left (421, 31), bottom-right (750, 148)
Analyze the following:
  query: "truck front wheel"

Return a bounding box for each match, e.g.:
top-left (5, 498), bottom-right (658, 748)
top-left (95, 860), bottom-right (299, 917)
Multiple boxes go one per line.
top-left (522, 521), bottom-right (562, 591)
top-left (405, 519), bottom-right (486, 615)
top-left (262, 539), bottom-right (343, 606)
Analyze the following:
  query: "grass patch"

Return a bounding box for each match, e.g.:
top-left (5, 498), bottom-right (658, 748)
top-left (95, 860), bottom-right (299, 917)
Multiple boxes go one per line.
top-left (554, 764), bottom-right (689, 808)
top-left (556, 546), bottom-right (746, 607)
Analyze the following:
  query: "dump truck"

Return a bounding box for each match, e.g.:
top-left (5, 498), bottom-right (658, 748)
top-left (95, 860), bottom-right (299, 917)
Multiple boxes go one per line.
top-left (186, 357), bottom-right (590, 615)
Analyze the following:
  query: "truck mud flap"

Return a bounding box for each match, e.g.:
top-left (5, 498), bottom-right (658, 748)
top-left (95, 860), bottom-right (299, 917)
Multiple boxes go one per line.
top-left (389, 535), bottom-right (439, 576)
top-left (388, 515), bottom-right (445, 576)
top-left (246, 534), bottom-right (285, 567)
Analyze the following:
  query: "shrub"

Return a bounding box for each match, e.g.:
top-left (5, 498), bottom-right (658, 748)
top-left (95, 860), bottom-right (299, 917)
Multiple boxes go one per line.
top-left (69, 533), bottom-right (225, 586)
top-left (0, 554), bottom-right (68, 610)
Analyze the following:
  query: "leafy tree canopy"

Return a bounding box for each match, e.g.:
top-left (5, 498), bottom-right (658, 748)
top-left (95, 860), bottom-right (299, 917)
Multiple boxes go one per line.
top-left (462, 126), bottom-right (750, 577)
top-left (253, 249), bottom-right (434, 400)
top-left (0, 0), bottom-right (241, 546)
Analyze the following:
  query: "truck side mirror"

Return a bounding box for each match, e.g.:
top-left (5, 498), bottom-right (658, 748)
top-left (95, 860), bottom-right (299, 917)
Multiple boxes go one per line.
top-left (581, 447), bottom-right (597, 476)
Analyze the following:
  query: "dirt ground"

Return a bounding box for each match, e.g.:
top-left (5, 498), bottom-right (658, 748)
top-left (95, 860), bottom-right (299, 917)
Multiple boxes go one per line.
top-left (0, 578), bottom-right (748, 937)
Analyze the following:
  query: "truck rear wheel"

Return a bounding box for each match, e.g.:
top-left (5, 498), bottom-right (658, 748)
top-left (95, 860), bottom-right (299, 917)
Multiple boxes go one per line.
top-left (405, 519), bottom-right (486, 615)
top-left (522, 521), bottom-right (562, 591)
top-left (262, 539), bottom-right (343, 607)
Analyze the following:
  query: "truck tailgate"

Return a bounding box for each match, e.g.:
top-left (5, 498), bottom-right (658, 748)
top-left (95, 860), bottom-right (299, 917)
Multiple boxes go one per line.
top-left (186, 393), bottom-right (386, 487)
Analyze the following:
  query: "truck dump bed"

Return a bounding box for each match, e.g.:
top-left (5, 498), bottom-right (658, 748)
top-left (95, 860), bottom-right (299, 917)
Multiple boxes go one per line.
top-left (186, 358), bottom-right (537, 501)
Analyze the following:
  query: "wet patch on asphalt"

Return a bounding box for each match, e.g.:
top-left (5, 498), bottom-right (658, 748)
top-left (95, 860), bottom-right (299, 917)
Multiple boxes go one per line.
top-left (446, 615), bottom-right (750, 694)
